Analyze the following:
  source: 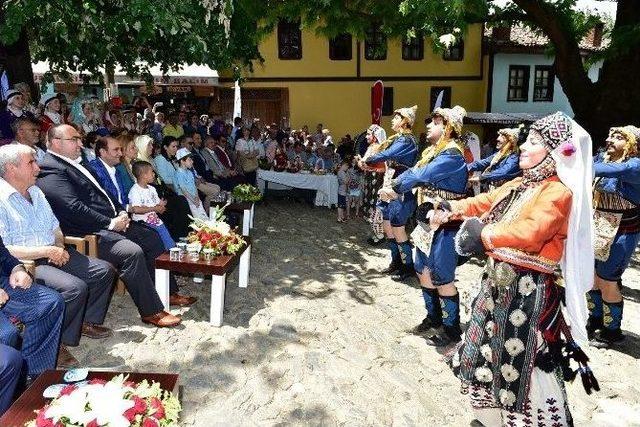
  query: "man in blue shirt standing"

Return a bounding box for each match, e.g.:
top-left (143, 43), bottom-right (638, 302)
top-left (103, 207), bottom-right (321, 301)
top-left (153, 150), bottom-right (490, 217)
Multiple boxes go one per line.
top-left (0, 144), bottom-right (115, 364)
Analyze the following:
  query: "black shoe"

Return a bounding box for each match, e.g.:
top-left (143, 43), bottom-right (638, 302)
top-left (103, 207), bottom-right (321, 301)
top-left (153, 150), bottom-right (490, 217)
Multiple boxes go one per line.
top-left (470, 420), bottom-right (485, 427)
top-left (592, 328), bottom-right (625, 348)
top-left (410, 317), bottom-right (442, 338)
top-left (586, 316), bottom-right (603, 340)
top-left (367, 236), bottom-right (385, 246)
top-left (424, 326), bottom-right (461, 347)
top-left (381, 259), bottom-right (402, 274)
top-left (391, 264), bottom-right (415, 281)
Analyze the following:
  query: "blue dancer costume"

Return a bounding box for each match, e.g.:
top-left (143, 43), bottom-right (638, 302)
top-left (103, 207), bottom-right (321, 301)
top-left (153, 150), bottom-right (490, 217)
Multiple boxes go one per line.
top-left (365, 107), bottom-right (418, 279)
top-left (468, 127), bottom-right (521, 189)
top-left (392, 105), bottom-right (468, 345)
top-left (589, 125), bottom-right (640, 344)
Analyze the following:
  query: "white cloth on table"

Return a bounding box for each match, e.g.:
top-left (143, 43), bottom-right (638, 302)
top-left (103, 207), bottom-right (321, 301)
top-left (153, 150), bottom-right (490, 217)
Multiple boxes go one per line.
top-left (256, 169), bottom-right (338, 207)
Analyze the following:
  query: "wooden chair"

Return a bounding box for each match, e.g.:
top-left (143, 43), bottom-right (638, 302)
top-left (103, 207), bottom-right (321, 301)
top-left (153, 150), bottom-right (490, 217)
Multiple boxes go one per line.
top-left (64, 235), bottom-right (127, 295)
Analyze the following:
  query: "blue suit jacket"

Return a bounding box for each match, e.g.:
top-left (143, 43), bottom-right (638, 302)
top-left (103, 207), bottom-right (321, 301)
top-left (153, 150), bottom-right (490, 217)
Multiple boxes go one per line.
top-left (89, 159), bottom-right (130, 205)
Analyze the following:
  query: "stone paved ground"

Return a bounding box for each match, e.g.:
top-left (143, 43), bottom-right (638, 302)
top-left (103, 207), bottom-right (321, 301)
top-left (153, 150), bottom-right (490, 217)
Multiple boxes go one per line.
top-left (71, 200), bottom-right (640, 426)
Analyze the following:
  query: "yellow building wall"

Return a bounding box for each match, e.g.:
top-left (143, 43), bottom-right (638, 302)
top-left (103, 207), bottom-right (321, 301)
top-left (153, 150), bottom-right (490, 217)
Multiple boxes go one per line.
top-left (221, 24), bottom-right (489, 139)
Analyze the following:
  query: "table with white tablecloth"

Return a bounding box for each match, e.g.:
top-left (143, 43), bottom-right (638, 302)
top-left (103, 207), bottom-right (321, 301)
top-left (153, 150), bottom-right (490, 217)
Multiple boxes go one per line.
top-left (257, 169), bottom-right (338, 207)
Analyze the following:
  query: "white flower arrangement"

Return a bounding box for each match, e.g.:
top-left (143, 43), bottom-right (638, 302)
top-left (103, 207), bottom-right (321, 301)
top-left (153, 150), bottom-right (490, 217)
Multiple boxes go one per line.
top-left (438, 34), bottom-right (457, 48)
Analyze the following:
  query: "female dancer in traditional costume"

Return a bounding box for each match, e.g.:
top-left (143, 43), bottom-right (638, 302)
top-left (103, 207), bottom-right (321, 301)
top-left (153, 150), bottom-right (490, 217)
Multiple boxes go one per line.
top-left (364, 106), bottom-right (418, 281)
top-left (360, 124), bottom-right (387, 245)
top-left (435, 112), bottom-right (595, 426)
top-left (468, 127), bottom-right (522, 190)
top-left (380, 105), bottom-right (468, 346)
top-left (589, 125), bottom-right (640, 347)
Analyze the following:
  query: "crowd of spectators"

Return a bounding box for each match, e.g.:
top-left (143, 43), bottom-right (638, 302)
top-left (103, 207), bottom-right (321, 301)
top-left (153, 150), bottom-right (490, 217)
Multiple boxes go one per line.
top-left (0, 86), bottom-right (373, 415)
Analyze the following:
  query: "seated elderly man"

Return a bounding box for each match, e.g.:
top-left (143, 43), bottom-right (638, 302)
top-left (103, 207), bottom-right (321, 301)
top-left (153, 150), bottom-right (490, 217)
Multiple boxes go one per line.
top-left (37, 124), bottom-right (193, 328)
top-left (11, 117), bottom-right (46, 164)
top-left (0, 144), bottom-right (115, 365)
top-left (0, 236), bottom-right (64, 385)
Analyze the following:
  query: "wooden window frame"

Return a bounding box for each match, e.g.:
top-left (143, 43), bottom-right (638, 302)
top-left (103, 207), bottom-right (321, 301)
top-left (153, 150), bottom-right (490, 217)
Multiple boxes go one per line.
top-left (533, 65), bottom-right (555, 102)
top-left (278, 19), bottom-right (302, 60)
top-left (507, 65), bottom-right (530, 102)
top-left (443, 40), bottom-right (464, 61)
top-left (402, 35), bottom-right (424, 61)
top-left (365, 25), bottom-right (387, 60)
top-left (329, 33), bottom-right (353, 60)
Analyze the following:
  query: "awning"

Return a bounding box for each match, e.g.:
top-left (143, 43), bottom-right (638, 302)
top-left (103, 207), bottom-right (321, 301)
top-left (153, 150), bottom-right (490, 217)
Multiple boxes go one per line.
top-left (464, 112), bottom-right (544, 125)
top-left (32, 61), bottom-right (219, 86)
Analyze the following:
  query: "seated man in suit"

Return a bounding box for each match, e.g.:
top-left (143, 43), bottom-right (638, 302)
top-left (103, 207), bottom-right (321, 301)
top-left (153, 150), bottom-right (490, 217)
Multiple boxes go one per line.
top-left (37, 124), bottom-right (194, 328)
top-left (0, 342), bottom-right (21, 416)
top-left (201, 135), bottom-right (245, 191)
top-left (0, 237), bottom-right (64, 382)
top-left (0, 144), bottom-right (115, 363)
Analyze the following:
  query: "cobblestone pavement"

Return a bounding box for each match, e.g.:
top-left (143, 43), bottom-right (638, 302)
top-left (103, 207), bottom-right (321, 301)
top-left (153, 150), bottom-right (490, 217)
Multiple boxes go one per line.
top-left (71, 200), bottom-right (640, 426)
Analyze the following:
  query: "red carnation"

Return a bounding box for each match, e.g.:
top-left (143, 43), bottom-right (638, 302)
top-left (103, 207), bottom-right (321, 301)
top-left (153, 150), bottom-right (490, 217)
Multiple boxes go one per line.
top-left (560, 142), bottom-right (576, 156)
top-left (149, 397), bottom-right (166, 419)
top-left (59, 384), bottom-right (77, 397)
top-left (35, 408), bottom-right (54, 427)
top-left (89, 379), bottom-right (107, 385)
top-left (142, 417), bottom-right (160, 427)
top-left (123, 396), bottom-right (147, 421)
top-left (86, 419), bottom-right (99, 427)
top-left (124, 380), bottom-right (137, 388)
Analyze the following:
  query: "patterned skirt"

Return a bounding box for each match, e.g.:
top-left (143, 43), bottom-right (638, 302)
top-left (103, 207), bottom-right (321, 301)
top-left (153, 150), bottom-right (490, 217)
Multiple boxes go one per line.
top-left (363, 171), bottom-right (384, 216)
top-left (450, 260), bottom-right (572, 423)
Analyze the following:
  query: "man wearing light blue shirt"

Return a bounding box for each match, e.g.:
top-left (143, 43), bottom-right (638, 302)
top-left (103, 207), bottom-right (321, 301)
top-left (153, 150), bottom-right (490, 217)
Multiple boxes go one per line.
top-left (0, 144), bottom-right (115, 357)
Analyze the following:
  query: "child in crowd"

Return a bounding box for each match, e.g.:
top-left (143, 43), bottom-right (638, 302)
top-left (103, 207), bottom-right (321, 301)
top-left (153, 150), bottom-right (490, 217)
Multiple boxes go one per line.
top-left (346, 158), bottom-right (363, 218)
top-left (336, 160), bottom-right (350, 223)
top-left (128, 161), bottom-right (176, 250)
top-left (175, 148), bottom-right (209, 220)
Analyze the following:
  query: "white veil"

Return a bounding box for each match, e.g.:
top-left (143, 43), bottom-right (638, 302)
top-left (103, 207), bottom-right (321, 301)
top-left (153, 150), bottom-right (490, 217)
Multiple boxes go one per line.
top-left (549, 120), bottom-right (594, 348)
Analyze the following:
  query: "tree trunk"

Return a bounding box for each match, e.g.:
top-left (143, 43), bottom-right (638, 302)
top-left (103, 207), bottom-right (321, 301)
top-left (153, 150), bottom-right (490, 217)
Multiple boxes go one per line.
top-left (0, 29), bottom-right (36, 99)
top-left (575, 0), bottom-right (640, 147)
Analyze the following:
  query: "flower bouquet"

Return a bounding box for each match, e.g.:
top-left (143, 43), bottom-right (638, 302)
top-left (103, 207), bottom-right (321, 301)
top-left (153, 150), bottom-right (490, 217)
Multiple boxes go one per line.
top-left (27, 374), bottom-right (180, 427)
top-left (231, 184), bottom-right (262, 202)
top-left (258, 157), bottom-right (271, 170)
top-left (186, 206), bottom-right (245, 256)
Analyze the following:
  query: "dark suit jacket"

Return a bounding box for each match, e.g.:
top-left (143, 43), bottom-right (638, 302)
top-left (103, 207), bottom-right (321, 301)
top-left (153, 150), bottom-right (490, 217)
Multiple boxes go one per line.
top-left (0, 236), bottom-right (20, 287)
top-left (37, 152), bottom-right (123, 236)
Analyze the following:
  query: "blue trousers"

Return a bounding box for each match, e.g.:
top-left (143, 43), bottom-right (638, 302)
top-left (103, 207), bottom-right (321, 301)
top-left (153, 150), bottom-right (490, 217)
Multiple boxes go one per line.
top-left (595, 231), bottom-right (640, 281)
top-left (0, 344), bottom-right (22, 416)
top-left (146, 223), bottom-right (176, 251)
top-left (414, 228), bottom-right (459, 285)
top-left (1, 282), bottom-right (64, 375)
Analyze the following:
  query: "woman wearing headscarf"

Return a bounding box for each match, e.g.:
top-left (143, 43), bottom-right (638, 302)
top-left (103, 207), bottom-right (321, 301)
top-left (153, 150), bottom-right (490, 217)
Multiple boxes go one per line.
top-left (589, 125), bottom-right (640, 347)
top-left (435, 111), bottom-right (595, 426)
top-left (382, 105), bottom-right (469, 347)
top-left (468, 127), bottom-right (522, 190)
top-left (360, 124), bottom-right (387, 245)
top-left (363, 106), bottom-right (418, 281)
top-left (0, 89), bottom-right (35, 143)
top-left (39, 93), bottom-right (65, 135)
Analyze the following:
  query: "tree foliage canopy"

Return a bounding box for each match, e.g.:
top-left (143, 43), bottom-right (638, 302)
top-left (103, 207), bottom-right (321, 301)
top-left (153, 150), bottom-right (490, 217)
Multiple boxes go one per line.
top-left (0, 0), bottom-right (260, 83)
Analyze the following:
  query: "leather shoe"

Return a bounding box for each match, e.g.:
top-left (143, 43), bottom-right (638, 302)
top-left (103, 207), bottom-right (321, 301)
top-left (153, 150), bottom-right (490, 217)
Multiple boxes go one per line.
top-left (81, 323), bottom-right (113, 339)
top-left (169, 293), bottom-right (197, 307)
top-left (141, 311), bottom-right (181, 327)
top-left (57, 345), bottom-right (79, 369)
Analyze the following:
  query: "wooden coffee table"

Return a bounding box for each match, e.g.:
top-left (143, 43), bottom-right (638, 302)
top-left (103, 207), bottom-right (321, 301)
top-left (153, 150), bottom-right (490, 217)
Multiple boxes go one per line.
top-left (210, 201), bottom-right (254, 236)
top-left (0, 370), bottom-right (179, 427)
top-left (154, 238), bottom-right (251, 326)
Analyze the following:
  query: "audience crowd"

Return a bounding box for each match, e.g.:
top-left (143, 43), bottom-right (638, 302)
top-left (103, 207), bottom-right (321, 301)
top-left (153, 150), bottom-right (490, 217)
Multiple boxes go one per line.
top-left (0, 88), bottom-right (372, 415)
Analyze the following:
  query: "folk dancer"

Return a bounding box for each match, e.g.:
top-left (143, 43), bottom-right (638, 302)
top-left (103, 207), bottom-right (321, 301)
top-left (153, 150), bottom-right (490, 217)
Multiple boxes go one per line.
top-left (468, 127), bottom-right (522, 190)
top-left (437, 112), bottom-right (595, 426)
top-left (359, 124), bottom-right (387, 245)
top-left (363, 106), bottom-right (419, 281)
top-left (589, 125), bottom-right (640, 347)
top-left (382, 105), bottom-right (469, 346)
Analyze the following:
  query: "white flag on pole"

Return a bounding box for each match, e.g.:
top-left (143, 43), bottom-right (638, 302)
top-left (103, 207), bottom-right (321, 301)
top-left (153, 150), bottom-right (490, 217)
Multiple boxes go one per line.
top-left (233, 80), bottom-right (241, 121)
